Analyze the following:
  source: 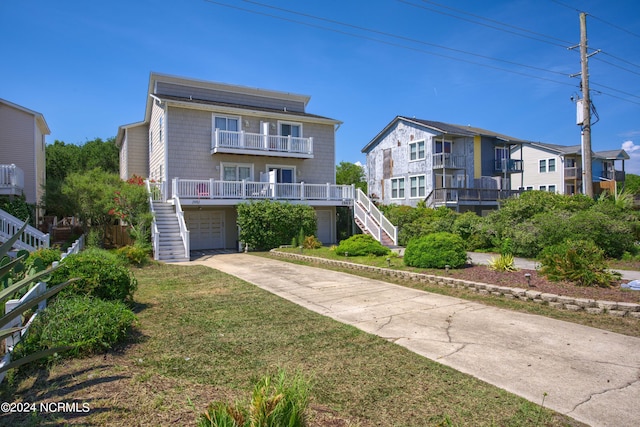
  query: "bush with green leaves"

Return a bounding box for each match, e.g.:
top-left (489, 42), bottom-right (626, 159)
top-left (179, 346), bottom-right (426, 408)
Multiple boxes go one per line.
top-left (14, 295), bottom-right (136, 361)
top-left (404, 232), bottom-right (467, 269)
top-left (302, 235), bottom-right (322, 249)
top-left (198, 369), bottom-right (311, 427)
top-left (334, 234), bottom-right (390, 256)
top-left (49, 248), bottom-right (137, 303)
top-left (26, 248), bottom-right (62, 269)
top-left (237, 201), bottom-right (317, 251)
top-left (538, 239), bottom-right (621, 287)
top-left (116, 244), bottom-right (152, 267)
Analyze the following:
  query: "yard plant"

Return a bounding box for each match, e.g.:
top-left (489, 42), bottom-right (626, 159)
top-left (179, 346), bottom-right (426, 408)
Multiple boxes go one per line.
top-left (404, 232), bottom-right (467, 269)
top-left (334, 234), bottom-right (390, 256)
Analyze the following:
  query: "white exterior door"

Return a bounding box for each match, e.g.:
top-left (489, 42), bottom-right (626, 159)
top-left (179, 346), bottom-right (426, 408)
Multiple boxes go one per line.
top-left (186, 210), bottom-right (225, 250)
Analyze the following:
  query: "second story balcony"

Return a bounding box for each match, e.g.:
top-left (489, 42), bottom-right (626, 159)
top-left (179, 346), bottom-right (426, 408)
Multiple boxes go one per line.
top-left (0, 164), bottom-right (24, 196)
top-left (494, 159), bottom-right (523, 173)
top-left (564, 166), bottom-right (583, 180)
top-left (211, 129), bottom-right (314, 159)
top-left (432, 153), bottom-right (466, 169)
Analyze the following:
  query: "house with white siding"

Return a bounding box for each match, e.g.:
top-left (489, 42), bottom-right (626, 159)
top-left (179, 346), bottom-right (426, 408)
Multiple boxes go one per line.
top-left (0, 98), bottom-right (49, 224)
top-left (362, 117), bottom-right (525, 214)
top-left (117, 72), bottom-right (352, 260)
top-left (510, 142), bottom-right (629, 195)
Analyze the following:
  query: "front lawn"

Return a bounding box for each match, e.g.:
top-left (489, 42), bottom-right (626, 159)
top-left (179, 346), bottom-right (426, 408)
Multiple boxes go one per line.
top-left (1, 263), bottom-right (581, 426)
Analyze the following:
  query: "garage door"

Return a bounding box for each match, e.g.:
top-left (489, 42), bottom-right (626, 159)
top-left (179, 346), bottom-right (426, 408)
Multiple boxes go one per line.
top-left (185, 210), bottom-right (225, 250)
top-left (316, 210), bottom-right (333, 245)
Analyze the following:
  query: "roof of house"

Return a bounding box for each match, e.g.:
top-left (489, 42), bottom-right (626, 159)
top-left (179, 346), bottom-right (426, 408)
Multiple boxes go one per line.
top-left (528, 141), bottom-right (630, 160)
top-left (362, 116), bottom-right (530, 153)
top-left (0, 97), bottom-right (50, 135)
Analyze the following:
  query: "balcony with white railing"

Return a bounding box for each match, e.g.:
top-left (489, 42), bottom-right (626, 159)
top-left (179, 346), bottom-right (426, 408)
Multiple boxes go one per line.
top-left (0, 164), bottom-right (24, 196)
top-left (211, 129), bottom-right (314, 158)
top-left (432, 153), bottom-right (466, 169)
top-left (172, 178), bottom-right (353, 207)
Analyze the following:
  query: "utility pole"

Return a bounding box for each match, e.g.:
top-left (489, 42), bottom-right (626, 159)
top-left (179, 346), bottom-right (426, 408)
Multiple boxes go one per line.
top-left (579, 12), bottom-right (594, 197)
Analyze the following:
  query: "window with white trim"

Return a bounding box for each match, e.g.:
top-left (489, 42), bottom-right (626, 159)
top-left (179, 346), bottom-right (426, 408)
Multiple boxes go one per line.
top-left (548, 185), bottom-right (556, 193)
top-left (221, 163), bottom-right (253, 181)
top-left (435, 140), bottom-right (452, 153)
top-left (409, 175), bottom-right (426, 198)
top-left (539, 159), bottom-right (547, 173)
top-left (214, 115), bottom-right (240, 132)
top-left (409, 140), bottom-right (425, 161)
top-left (548, 158), bottom-right (556, 172)
top-left (279, 121), bottom-right (302, 137)
top-left (391, 178), bottom-right (405, 199)
top-left (539, 185), bottom-right (547, 191)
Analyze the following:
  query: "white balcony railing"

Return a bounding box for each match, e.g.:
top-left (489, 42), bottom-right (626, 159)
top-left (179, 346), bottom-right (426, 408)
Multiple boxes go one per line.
top-left (0, 164), bottom-right (24, 194)
top-left (212, 129), bottom-right (313, 157)
top-left (432, 153), bottom-right (466, 169)
top-left (173, 178), bottom-right (353, 202)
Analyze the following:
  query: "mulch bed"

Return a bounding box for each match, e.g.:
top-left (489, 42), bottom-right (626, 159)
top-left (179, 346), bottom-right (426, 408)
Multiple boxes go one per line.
top-left (447, 265), bottom-right (640, 304)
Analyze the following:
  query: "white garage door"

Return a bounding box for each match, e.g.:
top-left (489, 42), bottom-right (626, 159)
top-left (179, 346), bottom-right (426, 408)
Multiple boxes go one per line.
top-left (316, 210), bottom-right (333, 245)
top-left (185, 210), bottom-right (225, 250)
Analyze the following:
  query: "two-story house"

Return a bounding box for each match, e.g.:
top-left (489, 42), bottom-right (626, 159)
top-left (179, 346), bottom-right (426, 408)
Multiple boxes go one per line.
top-left (509, 142), bottom-right (629, 195)
top-left (0, 98), bottom-right (49, 224)
top-left (117, 72), bottom-right (351, 261)
top-left (362, 116), bottom-right (525, 214)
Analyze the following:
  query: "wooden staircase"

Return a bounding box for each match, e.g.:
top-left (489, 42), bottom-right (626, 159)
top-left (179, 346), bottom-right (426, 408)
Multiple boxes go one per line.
top-left (353, 189), bottom-right (398, 247)
top-left (151, 201), bottom-right (189, 263)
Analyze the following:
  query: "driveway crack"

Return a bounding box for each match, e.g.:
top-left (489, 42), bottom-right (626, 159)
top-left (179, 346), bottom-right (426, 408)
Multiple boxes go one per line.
top-left (568, 374), bottom-right (640, 414)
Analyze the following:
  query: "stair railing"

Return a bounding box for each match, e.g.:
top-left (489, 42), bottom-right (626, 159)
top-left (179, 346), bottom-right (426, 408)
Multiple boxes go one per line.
top-left (172, 191), bottom-right (190, 261)
top-left (146, 180), bottom-right (160, 261)
top-left (354, 189), bottom-right (398, 246)
top-left (0, 209), bottom-right (49, 251)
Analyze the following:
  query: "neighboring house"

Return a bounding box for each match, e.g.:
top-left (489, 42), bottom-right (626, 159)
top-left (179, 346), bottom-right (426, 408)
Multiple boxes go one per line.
top-left (362, 116), bottom-right (525, 214)
top-left (117, 72), bottom-right (350, 259)
top-left (510, 142), bottom-right (629, 195)
top-left (0, 98), bottom-right (49, 224)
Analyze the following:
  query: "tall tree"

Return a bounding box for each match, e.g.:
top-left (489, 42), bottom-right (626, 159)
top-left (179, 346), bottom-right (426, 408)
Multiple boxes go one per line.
top-left (336, 161), bottom-right (367, 193)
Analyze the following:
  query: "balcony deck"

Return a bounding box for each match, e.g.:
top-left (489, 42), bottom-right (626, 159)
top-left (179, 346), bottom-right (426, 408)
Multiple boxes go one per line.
top-left (172, 178), bottom-right (353, 207)
top-left (0, 164), bottom-right (24, 196)
top-left (211, 129), bottom-right (313, 158)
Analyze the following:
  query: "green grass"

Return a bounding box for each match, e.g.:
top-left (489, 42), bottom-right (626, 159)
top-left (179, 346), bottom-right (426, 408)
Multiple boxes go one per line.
top-left (1, 263), bottom-right (584, 426)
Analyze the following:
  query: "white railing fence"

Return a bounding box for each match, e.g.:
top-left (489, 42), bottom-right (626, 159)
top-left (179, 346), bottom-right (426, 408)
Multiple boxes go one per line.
top-left (0, 233), bottom-right (85, 383)
top-left (355, 189), bottom-right (398, 246)
top-left (0, 209), bottom-right (49, 251)
top-left (146, 180), bottom-right (160, 261)
top-left (213, 129), bottom-right (313, 155)
top-left (172, 178), bottom-right (354, 201)
top-left (172, 193), bottom-right (190, 260)
top-left (0, 164), bottom-right (24, 191)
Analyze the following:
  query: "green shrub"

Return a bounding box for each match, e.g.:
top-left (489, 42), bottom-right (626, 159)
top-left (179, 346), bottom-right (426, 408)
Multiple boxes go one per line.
top-left (302, 235), bottom-right (322, 249)
top-left (404, 232), bottom-right (467, 269)
top-left (488, 254), bottom-right (519, 272)
top-left (237, 201), bottom-right (317, 251)
top-left (116, 245), bottom-right (151, 267)
top-left (538, 239), bottom-right (621, 288)
top-left (26, 247), bottom-right (62, 268)
top-left (15, 295), bottom-right (136, 360)
top-left (198, 369), bottom-right (311, 427)
top-left (334, 234), bottom-right (390, 256)
top-left (49, 248), bottom-right (137, 303)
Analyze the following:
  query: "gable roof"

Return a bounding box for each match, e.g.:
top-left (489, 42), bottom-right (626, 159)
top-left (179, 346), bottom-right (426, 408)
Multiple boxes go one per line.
top-left (0, 98), bottom-right (50, 135)
top-left (527, 142), bottom-right (630, 160)
top-left (362, 116), bottom-right (529, 153)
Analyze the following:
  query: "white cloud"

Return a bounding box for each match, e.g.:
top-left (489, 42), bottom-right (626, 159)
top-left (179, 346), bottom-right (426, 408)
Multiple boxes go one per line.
top-left (622, 140), bottom-right (640, 175)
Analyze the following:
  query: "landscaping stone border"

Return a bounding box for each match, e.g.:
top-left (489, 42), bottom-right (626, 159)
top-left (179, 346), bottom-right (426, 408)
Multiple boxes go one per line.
top-left (270, 250), bottom-right (640, 318)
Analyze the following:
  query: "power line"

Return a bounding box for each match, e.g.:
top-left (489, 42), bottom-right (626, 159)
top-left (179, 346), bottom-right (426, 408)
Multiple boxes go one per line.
top-left (203, 0), bottom-right (639, 106)
top-left (233, 0), bottom-right (569, 78)
top-left (415, 0), bottom-right (574, 46)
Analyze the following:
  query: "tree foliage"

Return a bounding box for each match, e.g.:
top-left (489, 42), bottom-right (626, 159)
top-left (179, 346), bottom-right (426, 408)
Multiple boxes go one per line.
top-left (336, 161), bottom-right (366, 192)
top-left (237, 201), bottom-right (317, 251)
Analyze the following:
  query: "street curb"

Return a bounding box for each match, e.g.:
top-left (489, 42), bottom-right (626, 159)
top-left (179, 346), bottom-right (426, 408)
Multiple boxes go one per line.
top-left (270, 250), bottom-right (640, 318)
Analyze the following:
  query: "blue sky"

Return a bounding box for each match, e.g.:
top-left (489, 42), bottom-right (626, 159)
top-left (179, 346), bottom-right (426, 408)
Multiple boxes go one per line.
top-left (2, 0), bottom-right (639, 173)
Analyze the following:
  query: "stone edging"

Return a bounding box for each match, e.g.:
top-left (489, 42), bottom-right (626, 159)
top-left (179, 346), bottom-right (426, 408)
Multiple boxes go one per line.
top-left (269, 250), bottom-right (640, 318)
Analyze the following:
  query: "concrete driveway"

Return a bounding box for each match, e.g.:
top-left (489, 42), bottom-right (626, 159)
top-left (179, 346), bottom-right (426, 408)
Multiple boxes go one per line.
top-left (189, 253), bottom-right (640, 427)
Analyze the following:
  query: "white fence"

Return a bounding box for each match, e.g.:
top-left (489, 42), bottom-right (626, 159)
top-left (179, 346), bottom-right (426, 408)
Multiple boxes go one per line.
top-left (0, 234), bottom-right (85, 383)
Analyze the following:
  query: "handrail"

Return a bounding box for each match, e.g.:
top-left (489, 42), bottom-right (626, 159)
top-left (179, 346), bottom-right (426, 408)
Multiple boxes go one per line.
top-left (146, 180), bottom-right (160, 261)
top-left (355, 188), bottom-right (397, 246)
top-left (172, 182), bottom-right (190, 260)
top-left (212, 129), bottom-right (313, 155)
top-left (0, 209), bottom-right (49, 251)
